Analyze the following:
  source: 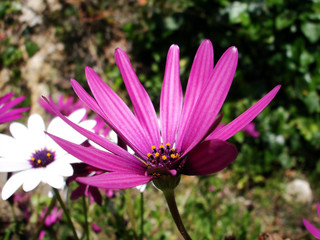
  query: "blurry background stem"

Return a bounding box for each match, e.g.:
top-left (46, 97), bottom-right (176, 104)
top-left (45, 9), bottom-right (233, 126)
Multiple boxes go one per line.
top-left (140, 191), bottom-right (144, 240)
top-left (82, 195), bottom-right (90, 240)
top-left (125, 189), bottom-right (138, 240)
top-left (53, 188), bottom-right (79, 240)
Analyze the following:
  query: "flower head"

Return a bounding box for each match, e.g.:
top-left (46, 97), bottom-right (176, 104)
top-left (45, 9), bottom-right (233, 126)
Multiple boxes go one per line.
top-left (242, 122), bottom-right (260, 138)
top-left (46, 39), bottom-right (280, 191)
top-left (303, 203), bottom-right (320, 239)
top-left (39, 206), bottom-right (63, 240)
top-left (0, 92), bottom-right (29, 124)
top-left (0, 109), bottom-right (96, 200)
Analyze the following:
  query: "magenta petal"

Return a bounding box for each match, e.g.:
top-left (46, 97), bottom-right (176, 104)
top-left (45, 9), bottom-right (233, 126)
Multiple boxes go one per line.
top-left (0, 96), bottom-right (25, 115)
top-left (182, 139), bottom-right (237, 176)
top-left (208, 85), bottom-right (281, 141)
top-left (71, 79), bottom-right (106, 118)
top-left (85, 67), bottom-right (150, 156)
top-left (47, 132), bottom-right (145, 174)
top-left (160, 45), bottom-right (183, 145)
top-left (0, 92), bottom-right (14, 105)
top-left (70, 184), bottom-right (86, 200)
top-left (177, 40), bottom-right (214, 149)
top-left (179, 47), bottom-right (238, 155)
top-left (42, 97), bottom-right (135, 160)
top-left (115, 49), bottom-right (160, 147)
top-left (303, 219), bottom-right (320, 239)
top-left (77, 172), bottom-right (152, 189)
top-left (89, 186), bottom-right (102, 205)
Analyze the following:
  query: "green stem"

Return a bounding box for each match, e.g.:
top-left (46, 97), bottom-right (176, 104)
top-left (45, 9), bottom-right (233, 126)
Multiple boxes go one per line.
top-left (140, 192), bottom-right (144, 240)
top-left (35, 195), bottom-right (57, 238)
top-left (163, 189), bottom-right (192, 240)
top-left (82, 195), bottom-right (90, 240)
top-left (125, 190), bottom-right (138, 240)
top-left (53, 188), bottom-right (79, 240)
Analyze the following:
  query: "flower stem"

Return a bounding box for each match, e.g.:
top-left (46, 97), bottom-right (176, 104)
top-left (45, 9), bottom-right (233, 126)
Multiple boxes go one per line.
top-left (82, 195), bottom-right (90, 240)
top-left (163, 189), bottom-right (192, 240)
top-left (125, 190), bottom-right (138, 240)
top-left (53, 188), bottom-right (79, 240)
top-left (35, 194), bottom-right (57, 238)
top-left (140, 192), bottom-right (144, 240)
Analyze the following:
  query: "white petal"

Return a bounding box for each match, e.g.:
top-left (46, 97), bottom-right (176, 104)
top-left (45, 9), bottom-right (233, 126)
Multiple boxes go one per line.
top-left (27, 114), bottom-right (46, 148)
top-left (1, 171), bottom-right (29, 200)
top-left (27, 114), bottom-right (45, 132)
top-left (136, 184), bottom-right (147, 192)
top-left (22, 168), bottom-right (44, 191)
top-left (0, 134), bottom-right (16, 156)
top-left (58, 154), bottom-right (82, 164)
top-left (0, 158), bottom-right (31, 172)
top-left (107, 130), bottom-right (118, 143)
top-left (10, 122), bottom-right (28, 141)
top-left (46, 160), bottom-right (73, 176)
top-left (43, 173), bottom-right (65, 189)
top-left (67, 108), bottom-right (87, 122)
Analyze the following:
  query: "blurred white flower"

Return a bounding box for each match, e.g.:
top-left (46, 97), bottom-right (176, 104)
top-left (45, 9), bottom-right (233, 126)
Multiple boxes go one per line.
top-left (0, 109), bottom-right (96, 200)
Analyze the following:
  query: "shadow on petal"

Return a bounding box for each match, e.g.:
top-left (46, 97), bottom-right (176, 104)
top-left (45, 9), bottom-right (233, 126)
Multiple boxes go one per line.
top-left (182, 139), bottom-right (237, 176)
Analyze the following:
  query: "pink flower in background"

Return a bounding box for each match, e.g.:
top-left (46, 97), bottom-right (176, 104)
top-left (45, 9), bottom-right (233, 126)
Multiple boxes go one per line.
top-left (45, 39), bottom-right (280, 190)
top-left (39, 94), bottom-right (84, 117)
top-left (242, 122), bottom-right (260, 138)
top-left (0, 92), bottom-right (29, 124)
top-left (39, 206), bottom-right (63, 240)
top-left (303, 203), bottom-right (320, 239)
top-left (92, 223), bottom-right (101, 233)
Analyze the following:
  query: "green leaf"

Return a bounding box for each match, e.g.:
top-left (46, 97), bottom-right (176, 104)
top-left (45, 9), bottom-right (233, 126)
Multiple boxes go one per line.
top-left (301, 22), bottom-right (320, 43)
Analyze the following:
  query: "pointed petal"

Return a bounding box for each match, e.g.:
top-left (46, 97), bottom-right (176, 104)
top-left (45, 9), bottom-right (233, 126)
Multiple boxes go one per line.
top-left (160, 45), bottom-right (183, 145)
top-left (47, 132), bottom-right (145, 174)
top-left (42, 97), bottom-right (136, 160)
top-left (1, 171), bottom-right (29, 200)
top-left (0, 92), bottom-right (14, 105)
top-left (182, 139), bottom-right (237, 175)
top-left (177, 40), bottom-right (214, 147)
top-left (70, 184), bottom-right (86, 200)
top-left (0, 96), bottom-right (25, 115)
top-left (70, 79), bottom-right (106, 117)
top-left (208, 85), bottom-right (281, 141)
top-left (178, 47), bottom-right (238, 155)
top-left (77, 172), bottom-right (152, 189)
top-left (0, 158), bottom-right (31, 172)
top-left (85, 67), bottom-right (150, 156)
top-left (303, 219), bottom-right (320, 238)
top-left (115, 48), bottom-right (160, 147)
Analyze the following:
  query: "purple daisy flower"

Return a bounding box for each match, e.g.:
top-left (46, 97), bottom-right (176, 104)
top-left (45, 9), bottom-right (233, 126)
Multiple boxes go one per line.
top-left (0, 92), bottom-right (29, 124)
top-left (45, 39), bottom-right (280, 190)
top-left (303, 203), bottom-right (320, 239)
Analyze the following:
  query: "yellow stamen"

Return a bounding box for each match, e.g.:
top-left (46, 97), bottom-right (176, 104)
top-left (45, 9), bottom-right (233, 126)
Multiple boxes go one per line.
top-left (170, 154), bottom-right (176, 159)
top-left (31, 157), bottom-right (35, 161)
top-left (166, 143), bottom-right (171, 147)
top-left (151, 146), bottom-right (156, 150)
top-left (47, 153), bottom-right (51, 157)
top-left (162, 156), bottom-right (167, 161)
top-left (147, 153), bottom-right (152, 158)
top-left (155, 152), bottom-right (160, 158)
top-left (159, 144), bottom-right (164, 149)
top-left (37, 159), bottom-right (41, 164)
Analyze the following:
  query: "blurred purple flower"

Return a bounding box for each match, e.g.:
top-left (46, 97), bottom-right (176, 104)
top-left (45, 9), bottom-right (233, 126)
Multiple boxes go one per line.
top-left (242, 122), bottom-right (260, 138)
top-left (67, 163), bottom-right (115, 205)
top-left (13, 192), bottom-right (31, 222)
top-left (303, 203), bottom-right (320, 239)
top-left (39, 206), bottom-right (63, 240)
top-left (39, 94), bottom-right (84, 117)
top-left (92, 223), bottom-right (101, 233)
top-left (0, 92), bottom-right (29, 124)
top-left (45, 39), bottom-right (280, 190)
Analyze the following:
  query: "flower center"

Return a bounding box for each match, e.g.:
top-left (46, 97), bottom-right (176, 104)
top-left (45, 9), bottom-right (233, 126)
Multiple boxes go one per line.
top-left (146, 143), bottom-right (182, 177)
top-left (29, 148), bottom-right (55, 168)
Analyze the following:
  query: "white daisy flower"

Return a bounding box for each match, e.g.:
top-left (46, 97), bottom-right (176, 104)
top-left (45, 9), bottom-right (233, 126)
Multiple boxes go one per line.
top-left (0, 109), bottom-right (96, 200)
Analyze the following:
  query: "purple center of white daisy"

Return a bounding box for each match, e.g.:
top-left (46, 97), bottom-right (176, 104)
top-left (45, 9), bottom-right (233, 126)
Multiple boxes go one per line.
top-left (146, 143), bottom-right (182, 177)
top-left (29, 148), bottom-right (55, 168)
